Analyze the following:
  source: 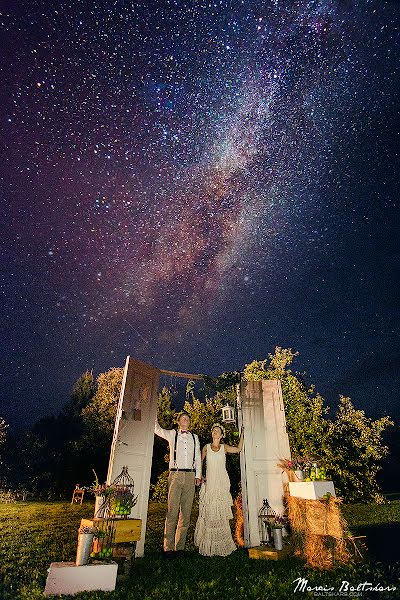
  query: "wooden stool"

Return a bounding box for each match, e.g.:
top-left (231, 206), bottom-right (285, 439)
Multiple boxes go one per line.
top-left (71, 488), bottom-right (85, 504)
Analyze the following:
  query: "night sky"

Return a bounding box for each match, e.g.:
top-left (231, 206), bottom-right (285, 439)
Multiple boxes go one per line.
top-left (1, 1), bottom-right (399, 430)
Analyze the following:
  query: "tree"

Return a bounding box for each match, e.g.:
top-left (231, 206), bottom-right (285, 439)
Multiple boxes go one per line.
top-left (69, 368), bottom-right (124, 483)
top-left (151, 387), bottom-right (178, 492)
top-left (244, 347), bottom-right (328, 458)
top-left (1, 369), bottom-right (122, 496)
top-left (157, 386), bottom-right (177, 429)
top-left (80, 368), bottom-right (123, 437)
top-left (244, 347), bottom-right (393, 502)
top-left (63, 371), bottom-right (95, 420)
top-left (321, 396), bottom-right (393, 503)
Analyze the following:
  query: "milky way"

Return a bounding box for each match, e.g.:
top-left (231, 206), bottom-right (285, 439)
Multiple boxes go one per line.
top-left (1, 1), bottom-right (399, 425)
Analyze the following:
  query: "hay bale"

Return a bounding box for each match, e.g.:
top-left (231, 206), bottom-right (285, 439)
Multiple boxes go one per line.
top-left (305, 534), bottom-right (333, 570)
top-left (233, 493), bottom-right (245, 547)
top-left (287, 494), bottom-right (352, 569)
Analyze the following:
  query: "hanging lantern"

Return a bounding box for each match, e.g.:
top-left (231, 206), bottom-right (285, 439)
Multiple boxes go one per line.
top-left (221, 403), bottom-right (236, 424)
top-left (258, 498), bottom-right (276, 545)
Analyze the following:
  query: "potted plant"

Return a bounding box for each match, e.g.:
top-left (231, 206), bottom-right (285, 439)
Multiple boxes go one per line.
top-left (278, 457), bottom-right (306, 481)
top-left (84, 470), bottom-right (117, 518)
top-left (278, 456), bottom-right (329, 482)
top-left (270, 515), bottom-right (285, 550)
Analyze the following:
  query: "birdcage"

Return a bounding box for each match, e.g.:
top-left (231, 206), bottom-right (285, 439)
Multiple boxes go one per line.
top-left (109, 466), bottom-right (138, 518)
top-left (258, 498), bottom-right (277, 545)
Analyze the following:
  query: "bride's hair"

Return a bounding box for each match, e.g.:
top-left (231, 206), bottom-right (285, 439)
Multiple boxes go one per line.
top-left (211, 423), bottom-right (225, 438)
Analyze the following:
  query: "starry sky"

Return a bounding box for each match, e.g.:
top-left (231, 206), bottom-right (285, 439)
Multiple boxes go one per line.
top-left (1, 0), bottom-right (399, 429)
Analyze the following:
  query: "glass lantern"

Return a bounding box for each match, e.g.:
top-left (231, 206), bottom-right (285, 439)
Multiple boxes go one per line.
top-left (258, 498), bottom-right (276, 545)
top-left (221, 403), bottom-right (236, 424)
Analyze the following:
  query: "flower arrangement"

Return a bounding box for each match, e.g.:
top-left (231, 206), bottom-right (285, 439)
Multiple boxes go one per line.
top-left (279, 456), bottom-right (313, 472)
top-left (84, 470), bottom-right (118, 498)
top-left (278, 457), bottom-right (328, 481)
top-left (78, 525), bottom-right (106, 538)
top-left (78, 525), bottom-right (96, 535)
top-left (269, 514), bottom-right (286, 529)
top-left (84, 466), bottom-right (139, 518)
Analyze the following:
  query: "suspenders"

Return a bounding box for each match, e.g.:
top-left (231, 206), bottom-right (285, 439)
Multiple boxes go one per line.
top-left (173, 430), bottom-right (196, 470)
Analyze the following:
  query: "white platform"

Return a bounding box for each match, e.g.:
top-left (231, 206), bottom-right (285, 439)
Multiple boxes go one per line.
top-left (288, 480), bottom-right (336, 500)
top-left (44, 561), bottom-right (118, 596)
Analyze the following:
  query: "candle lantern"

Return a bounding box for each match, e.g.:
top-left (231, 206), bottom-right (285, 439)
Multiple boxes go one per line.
top-left (258, 498), bottom-right (276, 545)
top-left (221, 403), bottom-right (236, 424)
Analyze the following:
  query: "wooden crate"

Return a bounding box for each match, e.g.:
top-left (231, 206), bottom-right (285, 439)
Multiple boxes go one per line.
top-left (80, 518), bottom-right (142, 543)
top-left (248, 545), bottom-right (291, 561)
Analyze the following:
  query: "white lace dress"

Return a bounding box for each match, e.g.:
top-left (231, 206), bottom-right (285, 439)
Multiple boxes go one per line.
top-left (194, 443), bottom-right (236, 557)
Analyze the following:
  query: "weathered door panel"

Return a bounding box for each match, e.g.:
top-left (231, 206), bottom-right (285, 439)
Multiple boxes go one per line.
top-left (107, 356), bottom-right (160, 556)
top-left (239, 380), bottom-right (290, 547)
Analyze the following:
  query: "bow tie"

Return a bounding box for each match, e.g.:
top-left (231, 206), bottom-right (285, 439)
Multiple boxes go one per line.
top-left (179, 430), bottom-right (189, 434)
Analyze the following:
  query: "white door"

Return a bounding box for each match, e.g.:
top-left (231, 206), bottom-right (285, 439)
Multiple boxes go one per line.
top-left (107, 356), bottom-right (160, 556)
top-left (239, 379), bottom-right (290, 547)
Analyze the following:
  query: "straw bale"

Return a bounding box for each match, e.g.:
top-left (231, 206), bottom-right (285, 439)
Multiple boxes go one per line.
top-left (287, 494), bottom-right (352, 569)
top-left (305, 534), bottom-right (333, 570)
top-left (233, 493), bottom-right (245, 547)
top-left (287, 495), bottom-right (307, 532)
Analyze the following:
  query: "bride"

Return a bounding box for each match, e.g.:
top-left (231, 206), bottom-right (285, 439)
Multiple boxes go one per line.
top-left (194, 423), bottom-right (244, 557)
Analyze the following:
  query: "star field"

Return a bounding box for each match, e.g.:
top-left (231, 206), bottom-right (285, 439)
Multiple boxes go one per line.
top-left (1, 1), bottom-right (399, 427)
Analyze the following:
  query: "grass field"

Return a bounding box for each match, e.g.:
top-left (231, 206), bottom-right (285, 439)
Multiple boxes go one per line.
top-left (0, 500), bottom-right (399, 599)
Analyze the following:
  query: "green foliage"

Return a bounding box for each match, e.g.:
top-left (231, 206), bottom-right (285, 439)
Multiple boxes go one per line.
top-left (200, 371), bottom-right (241, 393)
top-left (244, 347), bottom-right (393, 503)
top-left (151, 469), bottom-right (169, 502)
top-left (244, 347), bottom-right (328, 458)
top-left (0, 501), bottom-right (399, 600)
top-left (321, 396), bottom-right (393, 503)
top-left (81, 368), bottom-right (123, 436)
top-left (1, 368), bottom-right (124, 496)
top-left (184, 393), bottom-right (242, 494)
top-left (71, 367), bottom-right (124, 484)
top-left (62, 371), bottom-right (95, 420)
top-left (182, 396), bottom-right (224, 446)
top-left (157, 387), bottom-right (177, 429)
top-left (151, 387), bottom-right (178, 488)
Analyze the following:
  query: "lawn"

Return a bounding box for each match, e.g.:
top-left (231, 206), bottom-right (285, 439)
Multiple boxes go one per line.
top-left (0, 500), bottom-right (399, 599)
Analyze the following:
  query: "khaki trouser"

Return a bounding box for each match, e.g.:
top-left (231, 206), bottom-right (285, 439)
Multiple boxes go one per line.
top-left (164, 471), bottom-right (195, 551)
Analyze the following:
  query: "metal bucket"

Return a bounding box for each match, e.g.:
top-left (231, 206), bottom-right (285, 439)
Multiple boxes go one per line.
top-left (76, 533), bottom-right (94, 566)
top-left (272, 528), bottom-right (283, 551)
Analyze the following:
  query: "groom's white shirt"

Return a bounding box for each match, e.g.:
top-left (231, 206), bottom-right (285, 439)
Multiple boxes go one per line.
top-left (155, 420), bottom-right (201, 479)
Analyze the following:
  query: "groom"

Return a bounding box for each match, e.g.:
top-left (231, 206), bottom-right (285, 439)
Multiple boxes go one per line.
top-left (155, 411), bottom-right (201, 557)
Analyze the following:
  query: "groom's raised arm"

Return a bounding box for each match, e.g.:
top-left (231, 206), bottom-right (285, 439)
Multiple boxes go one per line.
top-left (154, 418), bottom-right (174, 442)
